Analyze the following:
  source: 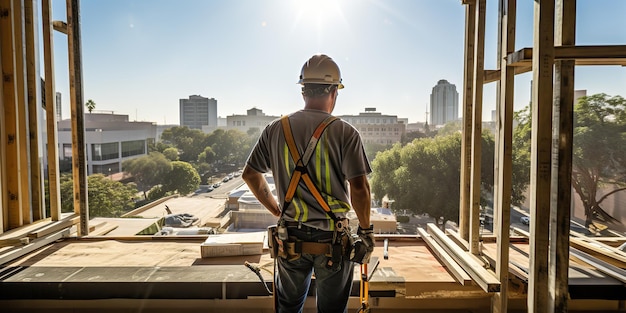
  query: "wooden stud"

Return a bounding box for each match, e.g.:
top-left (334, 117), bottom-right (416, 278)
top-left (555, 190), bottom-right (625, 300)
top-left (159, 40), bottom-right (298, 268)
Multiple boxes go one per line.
top-left (1, 0), bottom-right (24, 230)
top-left (41, 0), bottom-right (61, 221)
top-left (528, 0), bottom-right (555, 312)
top-left (469, 0), bottom-right (486, 255)
top-left (493, 1), bottom-right (516, 312)
top-left (13, 0), bottom-right (33, 226)
top-left (550, 0), bottom-right (576, 311)
top-left (24, 0), bottom-right (44, 221)
top-left (459, 0), bottom-right (476, 242)
top-left (0, 4), bottom-right (5, 233)
top-left (66, 0), bottom-right (89, 235)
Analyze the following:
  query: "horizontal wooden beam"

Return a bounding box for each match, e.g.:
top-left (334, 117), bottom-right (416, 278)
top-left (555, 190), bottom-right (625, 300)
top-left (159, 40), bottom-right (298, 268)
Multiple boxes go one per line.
top-left (483, 66), bottom-right (532, 84)
top-left (427, 223), bottom-right (501, 292)
top-left (570, 247), bottom-right (626, 284)
top-left (52, 21), bottom-right (67, 34)
top-left (418, 228), bottom-right (473, 286)
top-left (507, 46), bottom-right (626, 67)
top-left (0, 228), bottom-right (70, 266)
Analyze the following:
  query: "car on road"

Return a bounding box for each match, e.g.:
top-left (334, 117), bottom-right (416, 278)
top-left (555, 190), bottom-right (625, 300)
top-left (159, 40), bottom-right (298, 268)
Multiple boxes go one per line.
top-left (223, 176), bottom-right (230, 182)
top-left (520, 216), bottom-right (530, 225)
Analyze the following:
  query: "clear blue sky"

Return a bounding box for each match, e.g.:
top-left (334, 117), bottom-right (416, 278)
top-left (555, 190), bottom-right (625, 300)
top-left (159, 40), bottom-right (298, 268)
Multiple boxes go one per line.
top-left (50, 0), bottom-right (626, 124)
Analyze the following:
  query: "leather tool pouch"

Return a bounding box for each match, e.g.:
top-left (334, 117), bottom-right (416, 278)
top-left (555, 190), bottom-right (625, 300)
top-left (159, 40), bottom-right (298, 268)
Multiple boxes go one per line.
top-left (267, 225), bottom-right (278, 258)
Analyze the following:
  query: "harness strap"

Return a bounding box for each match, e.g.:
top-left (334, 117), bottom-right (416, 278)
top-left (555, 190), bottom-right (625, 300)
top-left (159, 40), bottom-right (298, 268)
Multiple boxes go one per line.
top-left (280, 115), bottom-right (339, 221)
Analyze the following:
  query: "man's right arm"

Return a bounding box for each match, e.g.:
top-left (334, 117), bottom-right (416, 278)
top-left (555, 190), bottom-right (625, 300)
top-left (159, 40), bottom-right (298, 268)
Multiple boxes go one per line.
top-left (348, 175), bottom-right (371, 229)
top-left (242, 165), bottom-right (280, 217)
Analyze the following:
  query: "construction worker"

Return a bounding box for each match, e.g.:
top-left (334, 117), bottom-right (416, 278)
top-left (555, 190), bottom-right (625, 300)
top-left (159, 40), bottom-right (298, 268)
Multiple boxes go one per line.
top-left (242, 54), bottom-right (374, 313)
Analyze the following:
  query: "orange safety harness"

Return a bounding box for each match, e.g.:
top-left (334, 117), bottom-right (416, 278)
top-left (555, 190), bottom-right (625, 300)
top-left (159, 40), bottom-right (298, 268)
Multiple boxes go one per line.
top-left (279, 114), bottom-right (340, 222)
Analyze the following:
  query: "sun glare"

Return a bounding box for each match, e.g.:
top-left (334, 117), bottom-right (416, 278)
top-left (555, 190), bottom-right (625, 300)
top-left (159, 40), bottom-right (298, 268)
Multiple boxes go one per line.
top-left (291, 0), bottom-right (345, 30)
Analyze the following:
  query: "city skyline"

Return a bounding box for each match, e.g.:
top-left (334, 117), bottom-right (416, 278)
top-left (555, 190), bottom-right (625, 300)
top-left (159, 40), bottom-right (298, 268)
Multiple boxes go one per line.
top-left (49, 0), bottom-right (626, 124)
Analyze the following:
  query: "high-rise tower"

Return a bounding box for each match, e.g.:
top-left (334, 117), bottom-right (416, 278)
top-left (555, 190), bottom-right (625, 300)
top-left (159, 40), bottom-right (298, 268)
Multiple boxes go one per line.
top-left (429, 79), bottom-right (459, 127)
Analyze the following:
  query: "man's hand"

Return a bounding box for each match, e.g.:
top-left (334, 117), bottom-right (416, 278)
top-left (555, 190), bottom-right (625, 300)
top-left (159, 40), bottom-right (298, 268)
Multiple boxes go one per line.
top-left (350, 225), bottom-right (375, 264)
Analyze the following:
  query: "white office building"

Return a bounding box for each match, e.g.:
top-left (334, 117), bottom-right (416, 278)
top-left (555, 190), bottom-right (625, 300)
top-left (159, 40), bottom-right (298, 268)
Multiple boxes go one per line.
top-left (57, 113), bottom-right (156, 176)
top-left (226, 108), bottom-right (278, 134)
top-left (430, 79), bottom-right (459, 127)
top-left (339, 108), bottom-right (406, 145)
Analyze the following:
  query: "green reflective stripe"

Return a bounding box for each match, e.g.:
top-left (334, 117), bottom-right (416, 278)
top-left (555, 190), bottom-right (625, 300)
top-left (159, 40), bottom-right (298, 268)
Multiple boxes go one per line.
top-left (293, 194), bottom-right (303, 221)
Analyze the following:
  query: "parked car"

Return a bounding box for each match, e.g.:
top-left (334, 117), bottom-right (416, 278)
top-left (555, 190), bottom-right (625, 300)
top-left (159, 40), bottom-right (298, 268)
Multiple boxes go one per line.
top-left (213, 182), bottom-right (221, 188)
top-left (223, 176), bottom-right (230, 182)
top-left (520, 216), bottom-right (530, 225)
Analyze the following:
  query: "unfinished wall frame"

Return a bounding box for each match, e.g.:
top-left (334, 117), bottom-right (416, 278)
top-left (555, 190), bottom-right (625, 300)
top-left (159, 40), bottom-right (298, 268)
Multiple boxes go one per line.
top-left (460, 0), bottom-right (626, 312)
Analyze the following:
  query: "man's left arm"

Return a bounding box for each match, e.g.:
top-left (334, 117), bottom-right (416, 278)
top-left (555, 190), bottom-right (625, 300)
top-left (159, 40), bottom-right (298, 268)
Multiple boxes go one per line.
top-left (242, 165), bottom-right (280, 217)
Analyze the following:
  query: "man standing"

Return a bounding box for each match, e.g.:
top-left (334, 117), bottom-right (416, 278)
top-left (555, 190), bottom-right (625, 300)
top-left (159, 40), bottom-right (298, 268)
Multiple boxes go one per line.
top-left (242, 54), bottom-right (374, 313)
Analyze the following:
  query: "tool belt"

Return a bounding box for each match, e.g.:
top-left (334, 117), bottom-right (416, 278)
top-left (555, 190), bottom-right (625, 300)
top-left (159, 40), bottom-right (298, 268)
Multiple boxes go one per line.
top-left (267, 225), bottom-right (349, 263)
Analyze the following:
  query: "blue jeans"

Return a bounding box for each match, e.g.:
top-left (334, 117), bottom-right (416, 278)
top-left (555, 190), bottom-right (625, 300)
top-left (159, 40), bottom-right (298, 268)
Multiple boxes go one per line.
top-left (275, 227), bottom-right (353, 313)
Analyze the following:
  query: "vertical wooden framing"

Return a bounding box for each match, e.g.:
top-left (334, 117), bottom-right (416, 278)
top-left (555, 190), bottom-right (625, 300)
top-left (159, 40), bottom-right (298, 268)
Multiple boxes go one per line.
top-left (13, 0), bottom-right (33, 226)
top-left (67, 0), bottom-right (89, 235)
top-left (24, 0), bottom-right (44, 220)
top-left (528, 0), bottom-right (555, 312)
top-left (0, 10), bottom-right (5, 232)
top-left (459, 0), bottom-right (476, 241)
top-left (42, 0), bottom-right (61, 221)
top-left (1, 0), bottom-right (25, 229)
top-left (493, 0), bottom-right (516, 312)
top-left (550, 0), bottom-right (575, 311)
top-left (469, 0), bottom-right (486, 255)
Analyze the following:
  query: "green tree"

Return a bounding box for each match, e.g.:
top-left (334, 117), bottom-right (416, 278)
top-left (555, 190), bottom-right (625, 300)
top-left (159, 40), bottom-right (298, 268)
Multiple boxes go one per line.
top-left (85, 99), bottom-right (96, 113)
top-left (197, 146), bottom-right (216, 164)
top-left (160, 126), bottom-right (208, 162)
top-left (370, 133), bottom-right (495, 229)
top-left (122, 152), bottom-right (172, 198)
top-left (59, 173), bottom-right (138, 217)
top-left (164, 161), bottom-right (201, 195)
top-left (162, 147), bottom-right (180, 161)
top-left (572, 93), bottom-right (626, 228)
top-left (513, 94), bottom-right (626, 229)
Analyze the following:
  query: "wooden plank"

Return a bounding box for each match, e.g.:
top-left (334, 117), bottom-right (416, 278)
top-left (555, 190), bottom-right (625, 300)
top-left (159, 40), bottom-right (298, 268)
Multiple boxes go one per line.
top-left (483, 66), bottom-right (531, 84)
top-left (570, 247), bottom-right (626, 284)
top-left (24, 0), bottom-right (44, 221)
top-left (27, 213), bottom-right (79, 239)
top-left (66, 0), bottom-right (89, 235)
top-left (459, 0), bottom-right (476, 241)
top-left (481, 244), bottom-right (529, 283)
top-left (469, 0), bottom-right (486, 255)
top-left (445, 229), bottom-right (469, 251)
top-left (1, 0), bottom-right (24, 230)
top-left (88, 223), bottom-right (118, 237)
top-left (507, 46), bottom-right (626, 67)
top-left (41, 0), bottom-right (61, 221)
top-left (550, 1), bottom-right (576, 311)
top-left (427, 223), bottom-right (500, 292)
top-left (528, 1), bottom-right (555, 312)
top-left (0, 3), bottom-right (5, 233)
top-left (13, 0), bottom-right (33, 226)
top-left (570, 237), bottom-right (626, 269)
top-left (0, 228), bottom-right (69, 265)
top-left (417, 228), bottom-right (472, 286)
top-left (493, 1), bottom-right (516, 312)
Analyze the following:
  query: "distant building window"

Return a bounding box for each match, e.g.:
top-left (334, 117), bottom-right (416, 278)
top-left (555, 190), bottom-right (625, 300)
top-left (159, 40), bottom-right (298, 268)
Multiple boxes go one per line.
top-left (121, 140), bottom-right (145, 157)
top-left (63, 144), bottom-right (72, 159)
top-left (92, 142), bottom-right (119, 161)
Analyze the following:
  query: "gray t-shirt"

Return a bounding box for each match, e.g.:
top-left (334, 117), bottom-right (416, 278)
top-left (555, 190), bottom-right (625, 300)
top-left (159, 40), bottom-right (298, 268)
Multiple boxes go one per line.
top-left (246, 109), bottom-right (371, 231)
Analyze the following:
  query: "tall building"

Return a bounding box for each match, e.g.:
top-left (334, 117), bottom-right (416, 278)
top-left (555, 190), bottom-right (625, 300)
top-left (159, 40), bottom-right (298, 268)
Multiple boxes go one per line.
top-left (339, 108), bottom-right (406, 145)
top-left (430, 79), bottom-right (459, 127)
top-left (57, 113), bottom-right (156, 176)
top-left (179, 95), bottom-right (217, 130)
top-left (56, 92), bottom-right (62, 121)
